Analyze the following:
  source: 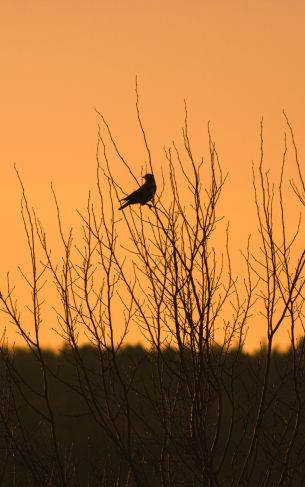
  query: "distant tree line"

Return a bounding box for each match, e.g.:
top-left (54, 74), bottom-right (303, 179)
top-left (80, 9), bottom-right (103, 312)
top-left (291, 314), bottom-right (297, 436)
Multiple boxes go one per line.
top-left (1, 344), bottom-right (305, 486)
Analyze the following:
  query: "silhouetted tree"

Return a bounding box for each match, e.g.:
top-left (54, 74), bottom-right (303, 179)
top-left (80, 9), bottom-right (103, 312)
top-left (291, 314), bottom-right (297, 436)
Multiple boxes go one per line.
top-left (0, 90), bottom-right (304, 486)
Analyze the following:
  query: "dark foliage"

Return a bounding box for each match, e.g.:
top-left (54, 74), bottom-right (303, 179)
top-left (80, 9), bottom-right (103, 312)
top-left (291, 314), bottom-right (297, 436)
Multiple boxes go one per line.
top-left (0, 344), bottom-right (305, 486)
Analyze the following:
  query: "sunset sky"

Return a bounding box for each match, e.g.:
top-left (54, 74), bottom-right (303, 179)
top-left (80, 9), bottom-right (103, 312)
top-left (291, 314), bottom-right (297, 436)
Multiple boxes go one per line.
top-left (1, 0), bottom-right (305, 350)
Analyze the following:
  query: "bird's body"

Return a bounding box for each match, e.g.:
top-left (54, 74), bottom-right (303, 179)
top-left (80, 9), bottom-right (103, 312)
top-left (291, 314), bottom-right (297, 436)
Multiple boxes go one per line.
top-left (119, 173), bottom-right (156, 210)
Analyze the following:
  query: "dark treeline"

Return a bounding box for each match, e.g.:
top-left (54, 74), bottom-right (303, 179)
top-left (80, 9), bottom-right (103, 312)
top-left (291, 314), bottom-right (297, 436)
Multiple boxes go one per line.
top-left (0, 344), bottom-right (305, 486)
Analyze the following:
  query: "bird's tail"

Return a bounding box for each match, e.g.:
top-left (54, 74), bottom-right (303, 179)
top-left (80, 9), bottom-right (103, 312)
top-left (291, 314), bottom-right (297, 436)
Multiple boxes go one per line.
top-left (118, 200), bottom-right (130, 210)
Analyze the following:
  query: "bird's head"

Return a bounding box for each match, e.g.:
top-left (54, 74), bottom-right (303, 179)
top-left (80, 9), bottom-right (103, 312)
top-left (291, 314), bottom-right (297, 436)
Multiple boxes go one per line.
top-left (143, 173), bottom-right (154, 181)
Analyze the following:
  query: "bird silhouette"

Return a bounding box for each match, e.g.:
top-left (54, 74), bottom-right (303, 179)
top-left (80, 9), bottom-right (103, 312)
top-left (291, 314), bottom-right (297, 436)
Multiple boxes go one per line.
top-left (119, 173), bottom-right (156, 210)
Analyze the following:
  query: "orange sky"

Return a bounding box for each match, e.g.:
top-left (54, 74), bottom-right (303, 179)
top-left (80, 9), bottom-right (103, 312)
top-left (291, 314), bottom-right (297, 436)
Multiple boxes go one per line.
top-left (0, 0), bottom-right (305, 350)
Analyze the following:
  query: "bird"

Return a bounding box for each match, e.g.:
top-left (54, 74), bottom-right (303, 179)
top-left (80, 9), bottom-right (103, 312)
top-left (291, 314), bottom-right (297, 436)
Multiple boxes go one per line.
top-left (119, 173), bottom-right (156, 210)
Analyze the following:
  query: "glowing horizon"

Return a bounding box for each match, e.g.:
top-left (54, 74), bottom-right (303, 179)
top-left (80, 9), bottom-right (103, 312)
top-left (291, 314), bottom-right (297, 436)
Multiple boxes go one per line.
top-left (1, 0), bottom-right (305, 351)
